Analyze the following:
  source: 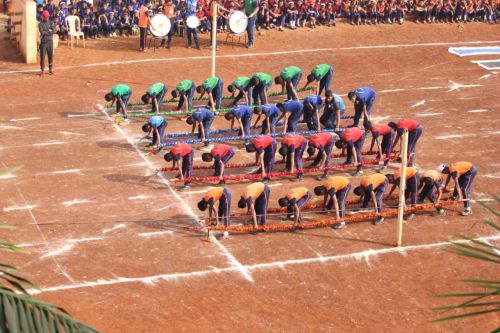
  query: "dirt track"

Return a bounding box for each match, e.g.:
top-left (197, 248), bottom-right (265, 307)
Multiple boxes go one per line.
top-left (0, 22), bottom-right (499, 332)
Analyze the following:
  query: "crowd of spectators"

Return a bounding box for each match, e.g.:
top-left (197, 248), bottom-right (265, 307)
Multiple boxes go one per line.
top-left (35, 0), bottom-right (500, 41)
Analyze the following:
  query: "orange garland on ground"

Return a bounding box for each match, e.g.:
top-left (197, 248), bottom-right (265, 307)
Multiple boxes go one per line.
top-left (198, 195), bottom-right (400, 221)
top-left (159, 150), bottom-right (386, 172)
top-left (206, 200), bottom-right (460, 233)
top-left (172, 156), bottom-right (397, 183)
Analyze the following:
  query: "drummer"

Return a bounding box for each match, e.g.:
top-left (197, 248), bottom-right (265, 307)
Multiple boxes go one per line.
top-left (244, 0), bottom-right (259, 48)
top-left (161, 0), bottom-right (176, 49)
top-left (185, 5), bottom-right (200, 49)
top-left (197, 76), bottom-right (224, 114)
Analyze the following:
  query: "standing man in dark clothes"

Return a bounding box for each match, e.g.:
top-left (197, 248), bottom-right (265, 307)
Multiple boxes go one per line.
top-left (138, 0), bottom-right (150, 52)
top-left (39, 11), bottom-right (55, 77)
top-left (245, 0), bottom-right (259, 48)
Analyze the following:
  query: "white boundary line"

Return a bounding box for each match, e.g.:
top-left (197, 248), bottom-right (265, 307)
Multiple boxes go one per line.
top-left (28, 234), bottom-right (500, 295)
top-left (2, 40), bottom-right (500, 74)
top-left (100, 110), bottom-right (253, 282)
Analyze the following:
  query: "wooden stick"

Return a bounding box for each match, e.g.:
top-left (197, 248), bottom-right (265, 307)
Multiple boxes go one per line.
top-left (396, 129), bottom-right (409, 247)
top-left (211, 1), bottom-right (217, 77)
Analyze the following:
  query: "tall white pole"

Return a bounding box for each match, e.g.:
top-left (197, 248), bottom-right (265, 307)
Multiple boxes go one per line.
top-left (211, 1), bottom-right (217, 77)
top-left (397, 129), bottom-right (409, 247)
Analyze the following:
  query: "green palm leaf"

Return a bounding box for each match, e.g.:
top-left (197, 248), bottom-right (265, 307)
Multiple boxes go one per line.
top-left (433, 215), bottom-right (500, 328)
top-left (0, 289), bottom-right (100, 333)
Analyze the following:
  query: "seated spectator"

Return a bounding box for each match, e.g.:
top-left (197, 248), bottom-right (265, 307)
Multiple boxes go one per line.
top-left (107, 11), bottom-right (119, 37)
top-left (257, 1), bottom-right (271, 30)
top-left (120, 11), bottom-right (132, 36)
top-left (306, 3), bottom-right (318, 28)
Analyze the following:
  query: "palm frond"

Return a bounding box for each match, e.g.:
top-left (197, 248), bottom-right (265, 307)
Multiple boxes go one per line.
top-left (434, 301), bottom-right (500, 311)
top-left (433, 216), bottom-right (500, 327)
top-left (0, 241), bottom-right (28, 254)
top-left (0, 289), bottom-right (100, 333)
top-left (432, 308), bottom-right (500, 323)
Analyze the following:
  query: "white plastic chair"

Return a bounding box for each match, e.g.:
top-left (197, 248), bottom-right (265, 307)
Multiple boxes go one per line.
top-left (65, 15), bottom-right (85, 48)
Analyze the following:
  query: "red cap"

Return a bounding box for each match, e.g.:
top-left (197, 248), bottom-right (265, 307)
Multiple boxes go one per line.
top-left (42, 10), bottom-right (50, 18)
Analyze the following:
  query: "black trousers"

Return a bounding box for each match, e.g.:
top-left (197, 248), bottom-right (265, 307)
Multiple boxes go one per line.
top-left (40, 40), bottom-right (54, 71)
top-left (139, 27), bottom-right (147, 49)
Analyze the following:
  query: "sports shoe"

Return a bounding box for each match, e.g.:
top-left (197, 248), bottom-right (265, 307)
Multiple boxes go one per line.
top-left (333, 222), bottom-right (346, 229)
top-left (404, 213), bottom-right (415, 221)
top-left (434, 209), bottom-right (445, 216)
top-left (122, 118), bottom-right (130, 124)
top-left (373, 217), bottom-right (384, 225)
top-left (318, 173), bottom-right (328, 180)
top-left (293, 174), bottom-right (304, 181)
top-left (48, 70), bottom-right (55, 75)
top-left (353, 170), bottom-right (363, 176)
top-left (460, 208), bottom-right (472, 216)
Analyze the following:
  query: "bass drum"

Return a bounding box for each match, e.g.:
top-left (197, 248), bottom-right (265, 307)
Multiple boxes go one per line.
top-left (186, 15), bottom-right (200, 29)
top-left (149, 14), bottom-right (171, 37)
top-left (228, 10), bottom-right (248, 34)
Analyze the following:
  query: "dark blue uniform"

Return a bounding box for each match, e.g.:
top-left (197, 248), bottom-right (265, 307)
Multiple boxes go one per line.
top-left (260, 104), bottom-right (280, 134)
top-left (283, 100), bottom-right (304, 133)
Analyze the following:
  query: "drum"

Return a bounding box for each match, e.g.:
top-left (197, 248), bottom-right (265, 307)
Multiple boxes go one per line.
top-left (149, 14), bottom-right (171, 37)
top-left (186, 15), bottom-right (200, 29)
top-left (228, 10), bottom-right (248, 34)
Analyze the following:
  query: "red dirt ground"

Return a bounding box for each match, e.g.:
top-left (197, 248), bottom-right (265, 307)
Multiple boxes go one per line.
top-left (0, 21), bottom-right (499, 332)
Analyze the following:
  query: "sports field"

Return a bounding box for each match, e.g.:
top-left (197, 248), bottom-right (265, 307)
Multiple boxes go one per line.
top-left (1, 23), bottom-right (499, 332)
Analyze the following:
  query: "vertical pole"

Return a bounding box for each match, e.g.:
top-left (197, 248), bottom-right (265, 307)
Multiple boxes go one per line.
top-left (396, 129), bottom-right (409, 247)
top-left (211, 1), bottom-right (217, 77)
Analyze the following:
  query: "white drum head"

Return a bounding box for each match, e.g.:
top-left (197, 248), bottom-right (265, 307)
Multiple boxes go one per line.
top-left (229, 11), bottom-right (248, 34)
top-left (149, 14), bottom-right (171, 37)
top-left (186, 15), bottom-right (200, 29)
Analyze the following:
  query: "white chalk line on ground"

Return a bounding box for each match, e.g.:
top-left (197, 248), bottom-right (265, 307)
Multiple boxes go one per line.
top-left (102, 224), bottom-right (126, 234)
top-left (0, 136), bottom-right (127, 151)
top-left (61, 199), bottom-right (94, 207)
top-left (3, 204), bottom-right (38, 212)
top-left (2, 40), bottom-right (500, 74)
top-left (101, 109), bottom-right (253, 282)
top-left (416, 112), bottom-right (444, 117)
top-left (32, 162), bottom-right (147, 177)
top-left (436, 132), bottom-right (500, 140)
top-left (51, 169), bottom-right (84, 175)
top-left (138, 231), bottom-right (174, 238)
top-left (1, 160), bottom-right (75, 283)
top-left (128, 194), bottom-right (152, 200)
top-left (39, 237), bottom-right (104, 259)
top-left (467, 109), bottom-right (488, 113)
top-left (27, 234), bottom-right (500, 295)
top-left (10, 117), bottom-right (41, 122)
